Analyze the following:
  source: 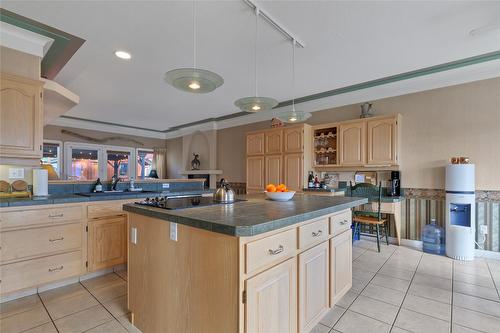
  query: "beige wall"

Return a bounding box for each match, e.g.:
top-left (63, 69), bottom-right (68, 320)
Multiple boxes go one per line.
top-left (167, 77), bottom-right (500, 190)
top-left (166, 137), bottom-right (183, 179)
top-left (44, 125), bottom-right (166, 149)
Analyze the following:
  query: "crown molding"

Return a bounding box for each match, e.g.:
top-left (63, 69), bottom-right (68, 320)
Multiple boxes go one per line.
top-left (0, 21), bottom-right (53, 57)
top-left (49, 56), bottom-right (500, 140)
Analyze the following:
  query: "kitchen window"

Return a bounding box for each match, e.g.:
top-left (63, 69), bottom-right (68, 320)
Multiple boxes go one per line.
top-left (41, 140), bottom-right (63, 178)
top-left (106, 150), bottom-right (131, 181)
top-left (65, 145), bottom-right (101, 181)
top-left (136, 149), bottom-right (154, 179)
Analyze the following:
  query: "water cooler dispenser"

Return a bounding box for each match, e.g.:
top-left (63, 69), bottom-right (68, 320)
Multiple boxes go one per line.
top-left (445, 164), bottom-right (475, 260)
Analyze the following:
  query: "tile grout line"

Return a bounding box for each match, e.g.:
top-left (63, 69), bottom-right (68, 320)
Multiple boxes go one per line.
top-left (36, 293), bottom-right (61, 333)
top-left (79, 273), bottom-right (132, 332)
top-left (486, 261), bottom-right (500, 300)
top-left (388, 250), bottom-right (424, 332)
top-left (344, 245), bottom-right (402, 330)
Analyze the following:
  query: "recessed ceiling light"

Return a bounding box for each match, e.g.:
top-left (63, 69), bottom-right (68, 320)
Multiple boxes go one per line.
top-left (115, 50), bottom-right (131, 60)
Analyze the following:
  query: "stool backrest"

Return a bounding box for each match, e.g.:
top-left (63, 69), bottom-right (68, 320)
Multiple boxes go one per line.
top-left (348, 181), bottom-right (383, 220)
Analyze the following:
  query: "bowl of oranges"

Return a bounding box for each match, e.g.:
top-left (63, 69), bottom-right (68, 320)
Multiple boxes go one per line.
top-left (265, 183), bottom-right (295, 201)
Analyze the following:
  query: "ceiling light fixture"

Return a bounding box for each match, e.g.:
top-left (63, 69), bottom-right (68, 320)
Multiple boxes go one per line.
top-left (115, 50), bottom-right (131, 60)
top-left (164, 1), bottom-right (223, 93)
top-left (276, 39), bottom-right (311, 123)
top-left (234, 8), bottom-right (278, 112)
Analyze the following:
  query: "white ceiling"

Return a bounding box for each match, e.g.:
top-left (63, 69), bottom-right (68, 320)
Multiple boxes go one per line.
top-left (3, 1), bottom-right (500, 132)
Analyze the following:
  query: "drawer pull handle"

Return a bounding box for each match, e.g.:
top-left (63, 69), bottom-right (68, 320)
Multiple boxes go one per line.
top-left (48, 266), bottom-right (64, 272)
top-left (268, 245), bottom-right (284, 255)
top-left (49, 237), bottom-right (64, 242)
top-left (49, 213), bottom-right (64, 218)
top-left (312, 230), bottom-right (323, 237)
top-left (340, 220), bottom-right (349, 225)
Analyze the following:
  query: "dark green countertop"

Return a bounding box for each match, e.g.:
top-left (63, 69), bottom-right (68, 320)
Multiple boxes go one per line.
top-left (303, 188), bottom-right (404, 203)
top-left (303, 187), bottom-right (346, 193)
top-left (0, 190), bottom-right (214, 207)
top-left (123, 193), bottom-right (368, 237)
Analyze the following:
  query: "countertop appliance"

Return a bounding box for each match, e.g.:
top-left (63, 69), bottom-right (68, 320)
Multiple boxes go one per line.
top-left (135, 195), bottom-right (245, 210)
top-left (389, 171), bottom-right (401, 196)
top-left (445, 164), bottom-right (475, 260)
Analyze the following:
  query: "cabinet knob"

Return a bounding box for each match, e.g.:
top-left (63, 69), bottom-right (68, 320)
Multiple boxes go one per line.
top-left (268, 245), bottom-right (284, 255)
top-left (49, 237), bottom-right (64, 242)
top-left (340, 220), bottom-right (349, 225)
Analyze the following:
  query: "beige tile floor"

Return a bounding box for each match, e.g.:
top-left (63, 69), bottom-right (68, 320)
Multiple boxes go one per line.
top-left (1, 241), bottom-right (500, 333)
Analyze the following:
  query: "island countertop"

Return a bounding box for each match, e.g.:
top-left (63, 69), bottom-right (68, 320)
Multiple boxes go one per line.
top-left (123, 193), bottom-right (367, 236)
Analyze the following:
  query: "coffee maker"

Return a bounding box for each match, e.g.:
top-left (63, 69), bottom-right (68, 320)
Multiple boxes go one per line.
top-left (389, 171), bottom-right (401, 196)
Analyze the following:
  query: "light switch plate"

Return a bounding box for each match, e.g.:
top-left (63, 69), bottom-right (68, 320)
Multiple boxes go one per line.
top-left (8, 168), bottom-right (24, 179)
top-left (130, 227), bottom-right (138, 244)
top-left (162, 183), bottom-right (170, 189)
top-left (170, 222), bottom-right (178, 241)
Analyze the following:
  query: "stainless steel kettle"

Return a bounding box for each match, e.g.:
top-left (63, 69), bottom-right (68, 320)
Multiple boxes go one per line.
top-left (213, 178), bottom-right (235, 203)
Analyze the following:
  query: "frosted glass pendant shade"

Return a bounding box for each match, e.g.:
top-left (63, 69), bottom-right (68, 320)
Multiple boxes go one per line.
top-left (276, 110), bottom-right (311, 123)
top-left (164, 68), bottom-right (224, 93)
top-left (234, 96), bottom-right (278, 112)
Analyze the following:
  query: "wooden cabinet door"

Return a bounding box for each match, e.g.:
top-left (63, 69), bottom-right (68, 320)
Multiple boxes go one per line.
top-left (88, 216), bottom-right (127, 272)
top-left (246, 156), bottom-right (265, 191)
top-left (284, 153), bottom-right (303, 191)
top-left (284, 127), bottom-right (303, 153)
top-left (265, 155), bottom-right (282, 186)
top-left (265, 130), bottom-right (282, 154)
top-left (246, 258), bottom-right (297, 333)
top-left (298, 242), bottom-right (329, 333)
top-left (330, 230), bottom-right (352, 305)
top-left (339, 121), bottom-right (366, 166)
top-left (0, 73), bottom-right (43, 158)
top-left (367, 117), bottom-right (398, 165)
top-left (247, 133), bottom-right (265, 155)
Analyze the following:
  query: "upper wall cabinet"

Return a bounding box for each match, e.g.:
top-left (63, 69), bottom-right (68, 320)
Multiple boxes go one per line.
top-left (247, 133), bottom-right (265, 156)
top-left (284, 127), bottom-right (303, 153)
top-left (339, 121), bottom-right (366, 166)
top-left (367, 115), bottom-right (400, 166)
top-left (0, 73), bottom-right (43, 159)
top-left (265, 130), bottom-right (282, 154)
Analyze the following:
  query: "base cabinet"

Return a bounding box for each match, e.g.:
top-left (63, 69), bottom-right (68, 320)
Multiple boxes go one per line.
top-left (246, 258), bottom-right (297, 333)
top-left (330, 230), bottom-right (352, 305)
top-left (298, 242), bottom-right (329, 333)
top-left (87, 216), bottom-right (127, 272)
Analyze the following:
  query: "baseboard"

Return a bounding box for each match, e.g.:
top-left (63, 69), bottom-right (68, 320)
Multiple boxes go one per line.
top-left (358, 236), bottom-right (500, 260)
top-left (1, 264), bottom-right (126, 303)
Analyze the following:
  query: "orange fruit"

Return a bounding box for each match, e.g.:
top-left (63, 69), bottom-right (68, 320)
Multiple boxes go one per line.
top-left (266, 184), bottom-right (277, 192)
top-left (276, 184), bottom-right (287, 192)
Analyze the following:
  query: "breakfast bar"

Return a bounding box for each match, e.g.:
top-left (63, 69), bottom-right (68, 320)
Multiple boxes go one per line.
top-left (123, 194), bottom-right (367, 333)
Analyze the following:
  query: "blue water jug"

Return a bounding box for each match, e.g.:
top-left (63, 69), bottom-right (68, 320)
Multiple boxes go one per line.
top-left (422, 218), bottom-right (445, 255)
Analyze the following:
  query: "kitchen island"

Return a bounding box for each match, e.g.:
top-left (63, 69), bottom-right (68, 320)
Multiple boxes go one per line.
top-left (123, 194), bottom-right (367, 333)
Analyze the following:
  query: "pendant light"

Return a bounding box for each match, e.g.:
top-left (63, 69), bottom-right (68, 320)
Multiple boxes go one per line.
top-left (164, 1), bottom-right (223, 93)
top-left (234, 8), bottom-right (278, 112)
top-left (276, 39), bottom-right (311, 123)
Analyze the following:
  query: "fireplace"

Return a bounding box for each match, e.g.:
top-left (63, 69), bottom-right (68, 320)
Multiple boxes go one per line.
top-left (188, 174), bottom-right (209, 189)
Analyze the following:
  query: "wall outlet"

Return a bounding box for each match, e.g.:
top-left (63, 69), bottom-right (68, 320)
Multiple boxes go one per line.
top-left (162, 183), bottom-right (170, 189)
top-left (8, 168), bottom-right (24, 179)
top-left (479, 225), bottom-right (488, 235)
top-left (170, 222), bottom-right (178, 241)
top-left (130, 227), bottom-right (138, 244)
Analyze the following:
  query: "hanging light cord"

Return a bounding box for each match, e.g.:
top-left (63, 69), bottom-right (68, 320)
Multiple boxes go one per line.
top-left (292, 40), bottom-right (295, 111)
top-left (193, 0), bottom-right (197, 69)
top-left (254, 8), bottom-right (259, 97)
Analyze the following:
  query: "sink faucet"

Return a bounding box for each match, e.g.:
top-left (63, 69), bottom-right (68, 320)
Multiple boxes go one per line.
top-left (111, 175), bottom-right (120, 191)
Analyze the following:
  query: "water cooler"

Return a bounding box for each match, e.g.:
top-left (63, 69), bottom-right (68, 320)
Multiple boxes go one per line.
top-left (445, 164), bottom-right (475, 261)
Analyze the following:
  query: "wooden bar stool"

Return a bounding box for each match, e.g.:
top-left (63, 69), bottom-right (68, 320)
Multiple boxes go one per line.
top-left (349, 181), bottom-right (389, 252)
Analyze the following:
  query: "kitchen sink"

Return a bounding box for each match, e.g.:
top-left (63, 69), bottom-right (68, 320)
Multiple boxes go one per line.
top-left (76, 190), bottom-right (157, 197)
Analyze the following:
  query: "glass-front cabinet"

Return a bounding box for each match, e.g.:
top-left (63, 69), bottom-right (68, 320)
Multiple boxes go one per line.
top-left (313, 125), bottom-right (338, 167)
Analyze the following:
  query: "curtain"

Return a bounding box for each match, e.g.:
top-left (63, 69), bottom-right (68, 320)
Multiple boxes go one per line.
top-left (153, 147), bottom-right (167, 179)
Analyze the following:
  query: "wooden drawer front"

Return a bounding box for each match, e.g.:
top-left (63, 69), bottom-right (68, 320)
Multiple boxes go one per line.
top-left (330, 210), bottom-right (352, 237)
top-left (0, 206), bottom-right (82, 230)
top-left (298, 218), bottom-right (329, 250)
top-left (88, 202), bottom-right (126, 219)
top-left (1, 223), bottom-right (82, 263)
top-left (0, 251), bottom-right (82, 295)
top-left (246, 229), bottom-right (296, 274)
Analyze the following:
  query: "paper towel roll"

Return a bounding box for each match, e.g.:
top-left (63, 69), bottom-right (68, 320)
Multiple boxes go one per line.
top-left (33, 169), bottom-right (48, 196)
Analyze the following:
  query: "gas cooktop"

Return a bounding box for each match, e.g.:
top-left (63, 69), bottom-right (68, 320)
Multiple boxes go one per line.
top-left (135, 195), bottom-right (246, 210)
